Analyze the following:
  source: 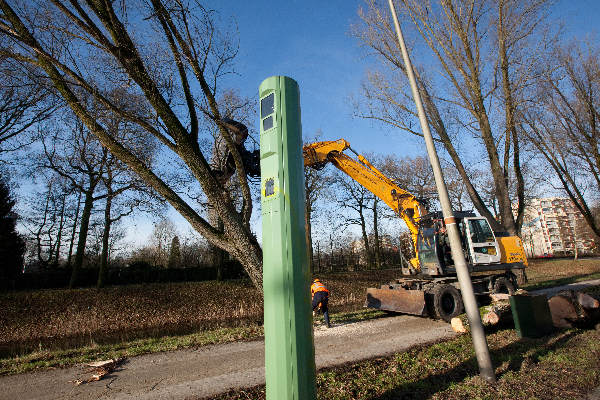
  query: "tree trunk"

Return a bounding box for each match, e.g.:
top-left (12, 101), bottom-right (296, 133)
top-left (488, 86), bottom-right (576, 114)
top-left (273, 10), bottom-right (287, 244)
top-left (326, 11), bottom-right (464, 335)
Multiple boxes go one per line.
top-left (316, 241), bottom-right (321, 273)
top-left (478, 114), bottom-right (517, 235)
top-left (67, 190), bottom-right (82, 267)
top-left (53, 197), bottom-right (66, 267)
top-left (359, 207), bottom-right (373, 269)
top-left (208, 208), bottom-right (226, 281)
top-left (305, 200), bottom-right (314, 274)
top-left (573, 221), bottom-right (579, 261)
top-left (373, 198), bottom-right (381, 268)
top-left (35, 194), bottom-right (51, 265)
top-left (97, 193), bottom-right (112, 288)
top-left (69, 189), bottom-right (94, 289)
top-left (497, 1), bottom-right (526, 235)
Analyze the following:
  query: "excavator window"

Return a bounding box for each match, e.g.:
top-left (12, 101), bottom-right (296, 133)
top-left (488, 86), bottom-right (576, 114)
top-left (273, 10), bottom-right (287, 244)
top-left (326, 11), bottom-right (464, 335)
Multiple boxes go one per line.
top-left (468, 219), bottom-right (495, 243)
top-left (417, 228), bottom-right (442, 273)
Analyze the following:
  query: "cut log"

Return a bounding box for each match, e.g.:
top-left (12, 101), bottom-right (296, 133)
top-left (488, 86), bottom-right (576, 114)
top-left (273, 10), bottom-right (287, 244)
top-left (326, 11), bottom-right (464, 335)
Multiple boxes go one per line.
top-left (450, 302), bottom-right (512, 333)
top-left (490, 293), bottom-right (510, 302)
top-left (482, 303), bottom-right (512, 326)
top-left (451, 316), bottom-right (468, 333)
top-left (72, 358), bottom-right (126, 386)
top-left (482, 311), bottom-right (499, 325)
top-left (548, 291), bottom-right (584, 328)
top-left (85, 359), bottom-right (116, 368)
top-left (577, 292), bottom-right (600, 310)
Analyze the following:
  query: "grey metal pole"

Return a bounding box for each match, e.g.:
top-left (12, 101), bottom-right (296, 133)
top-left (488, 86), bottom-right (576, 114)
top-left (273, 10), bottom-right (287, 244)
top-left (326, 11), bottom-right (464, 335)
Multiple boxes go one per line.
top-left (387, 0), bottom-right (496, 383)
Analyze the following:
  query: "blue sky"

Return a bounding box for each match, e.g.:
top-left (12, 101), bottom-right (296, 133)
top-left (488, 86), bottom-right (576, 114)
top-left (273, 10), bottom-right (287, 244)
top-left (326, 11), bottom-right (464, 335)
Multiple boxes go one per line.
top-left (133, 0), bottom-right (600, 245)
top-left (208, 0), bottom-right (425, 156)
top-left (208, 0), bottom-right (600, 157)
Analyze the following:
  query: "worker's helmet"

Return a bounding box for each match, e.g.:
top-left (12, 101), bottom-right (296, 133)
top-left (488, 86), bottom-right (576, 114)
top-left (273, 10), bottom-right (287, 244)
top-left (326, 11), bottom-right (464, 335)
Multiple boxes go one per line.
top-left (313, 278), bottom-right (320, 283)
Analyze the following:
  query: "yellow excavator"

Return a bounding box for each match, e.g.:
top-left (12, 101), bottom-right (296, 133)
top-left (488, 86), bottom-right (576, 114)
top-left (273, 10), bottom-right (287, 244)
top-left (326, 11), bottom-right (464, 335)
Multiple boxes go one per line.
top-left (222, 125), bottom-right (528, 322)
top-left (303, 139), bottom-right (528, 321)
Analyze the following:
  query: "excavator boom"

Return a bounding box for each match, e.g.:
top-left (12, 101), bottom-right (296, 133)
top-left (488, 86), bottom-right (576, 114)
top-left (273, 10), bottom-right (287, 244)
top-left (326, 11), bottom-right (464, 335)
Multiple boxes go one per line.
top-left (303, 139), bottom-right (427, 269)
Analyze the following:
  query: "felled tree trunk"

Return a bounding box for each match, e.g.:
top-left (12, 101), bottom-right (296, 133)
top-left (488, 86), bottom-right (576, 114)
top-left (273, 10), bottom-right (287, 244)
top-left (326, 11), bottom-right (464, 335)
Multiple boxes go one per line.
top-left (451, 295), bottom-right (513, 333)
top-left (548, 290), bottom-right (600, 328)
top-left (451, 305), bottom-right (512, 333)
top-left (482, 303), bottom-right (512, 326)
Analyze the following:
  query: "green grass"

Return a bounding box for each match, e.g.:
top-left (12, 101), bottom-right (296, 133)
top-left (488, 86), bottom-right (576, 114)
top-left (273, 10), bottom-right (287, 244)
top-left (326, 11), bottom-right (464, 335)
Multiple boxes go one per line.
top-left (523, 271), bottom-right (600, 291)
top-left (0, 308), bottom-right (383, 376)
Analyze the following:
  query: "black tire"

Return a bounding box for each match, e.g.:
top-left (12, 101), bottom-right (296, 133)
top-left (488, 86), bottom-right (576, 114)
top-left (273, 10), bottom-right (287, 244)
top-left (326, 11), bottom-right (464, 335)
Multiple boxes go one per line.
top-left (493, 276), bottom-right (515, 295)
top-left (429, 284), bottom-right (464, 322)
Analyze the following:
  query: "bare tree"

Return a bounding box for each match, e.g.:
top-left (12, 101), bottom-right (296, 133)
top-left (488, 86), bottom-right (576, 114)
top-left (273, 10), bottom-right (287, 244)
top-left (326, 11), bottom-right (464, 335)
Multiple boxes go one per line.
top-left (353, 0), bottom-right (553, 235)
top-left (23, 176), bottom-right (71, 267)
top-left (97, 159), bottom-right (152, 287)
top-left (335, 174), bottom-right (375, 268)
top-left (303, 133), bottom-right (332, 273)
top-left (167, 235), bottom-right (181, 268)
top-left (380, 154), bottom-right (435, 200)
top-left (39, 118), bottom-right (110, 287)
top-left (96, 90), bottom-right (158, 287)
top-left (0, 57), bottom-right (55, 152)
top-left (523, 41), bottom-right (600, 237)
top-left (151, 217), bottom-right (177, 267)
top-left (0, 1), bottom-right (263, 289)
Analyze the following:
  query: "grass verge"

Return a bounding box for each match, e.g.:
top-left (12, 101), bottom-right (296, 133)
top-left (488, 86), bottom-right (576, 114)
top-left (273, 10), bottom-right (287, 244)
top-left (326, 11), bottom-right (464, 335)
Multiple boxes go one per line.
top-left (523, 258), bottom-right (600, 291)
top-left (0, 308), bottom-right (384, 376)
top-left (524, 272), bottom-right (600, 291)
top-left (212, 327), bottom-right (600, 400)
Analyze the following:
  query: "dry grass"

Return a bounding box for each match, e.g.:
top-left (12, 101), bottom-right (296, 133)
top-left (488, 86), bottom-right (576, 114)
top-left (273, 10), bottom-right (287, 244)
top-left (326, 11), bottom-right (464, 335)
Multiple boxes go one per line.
top-left (0, 269), bottom-right (398, 356)
top-left (1, 258), bottom-right (598, 358)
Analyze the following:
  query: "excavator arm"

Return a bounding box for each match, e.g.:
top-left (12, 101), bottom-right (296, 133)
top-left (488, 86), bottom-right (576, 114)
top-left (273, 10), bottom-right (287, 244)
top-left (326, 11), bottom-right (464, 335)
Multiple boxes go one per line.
top-left (303, 139), bottom-right (428, 268)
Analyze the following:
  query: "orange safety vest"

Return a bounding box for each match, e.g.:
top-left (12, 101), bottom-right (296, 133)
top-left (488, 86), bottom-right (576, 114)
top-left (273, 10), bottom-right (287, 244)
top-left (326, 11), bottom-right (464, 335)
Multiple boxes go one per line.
top-left (311, 281), bottom-right (329, 296)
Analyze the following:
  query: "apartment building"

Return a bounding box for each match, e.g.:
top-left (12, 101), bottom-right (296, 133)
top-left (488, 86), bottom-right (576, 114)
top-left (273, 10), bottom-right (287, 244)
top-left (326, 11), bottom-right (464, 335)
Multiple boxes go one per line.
top-left (520, 197), bottom-right (597, 257)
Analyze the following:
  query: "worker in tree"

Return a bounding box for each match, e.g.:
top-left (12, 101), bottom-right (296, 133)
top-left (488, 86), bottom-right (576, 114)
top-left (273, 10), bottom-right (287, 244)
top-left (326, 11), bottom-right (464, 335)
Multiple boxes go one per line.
top-left (211, 118), bottom-right (260, 184)
top-left (311, 278), bottom-right (331, 328)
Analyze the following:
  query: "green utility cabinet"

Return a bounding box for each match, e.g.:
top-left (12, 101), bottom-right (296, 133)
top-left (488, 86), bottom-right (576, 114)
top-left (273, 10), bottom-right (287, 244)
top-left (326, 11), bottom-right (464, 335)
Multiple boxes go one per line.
top-left (259, 76), bottom-right (316, 400)
top-left (509, 294), bottom-right (554, 338)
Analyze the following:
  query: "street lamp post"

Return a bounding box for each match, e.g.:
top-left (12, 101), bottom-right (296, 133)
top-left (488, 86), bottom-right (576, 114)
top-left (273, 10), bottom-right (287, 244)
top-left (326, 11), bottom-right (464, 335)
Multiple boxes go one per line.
top-left (387, 0), bottom-right (496, 383)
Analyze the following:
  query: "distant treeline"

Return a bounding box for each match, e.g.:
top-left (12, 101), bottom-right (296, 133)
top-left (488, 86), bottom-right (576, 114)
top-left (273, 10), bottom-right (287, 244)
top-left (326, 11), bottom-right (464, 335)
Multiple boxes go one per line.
top-left (1, 261), bottom-right (246, 291)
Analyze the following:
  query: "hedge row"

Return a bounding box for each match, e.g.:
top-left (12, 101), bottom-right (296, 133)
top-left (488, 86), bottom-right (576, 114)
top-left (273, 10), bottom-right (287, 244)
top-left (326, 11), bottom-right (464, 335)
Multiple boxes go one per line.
top-left (0, 261), bottom-right (246, 291)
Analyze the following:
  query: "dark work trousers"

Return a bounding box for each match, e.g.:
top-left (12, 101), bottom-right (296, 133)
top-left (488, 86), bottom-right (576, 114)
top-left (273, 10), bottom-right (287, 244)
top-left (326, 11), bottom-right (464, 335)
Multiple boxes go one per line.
top-left (312, 291), bottom-right (330, 327)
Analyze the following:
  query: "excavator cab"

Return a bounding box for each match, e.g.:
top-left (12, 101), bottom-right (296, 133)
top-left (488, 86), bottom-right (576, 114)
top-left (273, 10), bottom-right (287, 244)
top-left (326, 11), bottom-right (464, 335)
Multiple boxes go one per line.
top-left (464, 217), bottom-right (501, 265)
top-left (416, 215), bottom-right (503, 276)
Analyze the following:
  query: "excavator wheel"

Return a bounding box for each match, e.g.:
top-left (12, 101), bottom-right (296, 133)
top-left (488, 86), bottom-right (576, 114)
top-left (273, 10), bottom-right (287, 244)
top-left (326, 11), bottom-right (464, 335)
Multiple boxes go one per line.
top-left (429, 284), bottom-right (464, 322)
top-left (492, 276), bottom-right (515, 295)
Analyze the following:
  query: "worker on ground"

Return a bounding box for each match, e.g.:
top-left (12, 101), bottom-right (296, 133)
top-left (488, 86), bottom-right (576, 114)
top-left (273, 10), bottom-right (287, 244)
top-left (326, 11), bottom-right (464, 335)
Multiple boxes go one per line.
top-left (311, 278), bottom-right (331, 328)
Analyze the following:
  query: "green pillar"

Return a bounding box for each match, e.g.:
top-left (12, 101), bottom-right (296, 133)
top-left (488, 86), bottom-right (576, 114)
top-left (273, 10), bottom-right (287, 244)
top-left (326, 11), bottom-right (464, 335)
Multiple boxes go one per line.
top-left (259, 76), bottom-right (316, 400)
